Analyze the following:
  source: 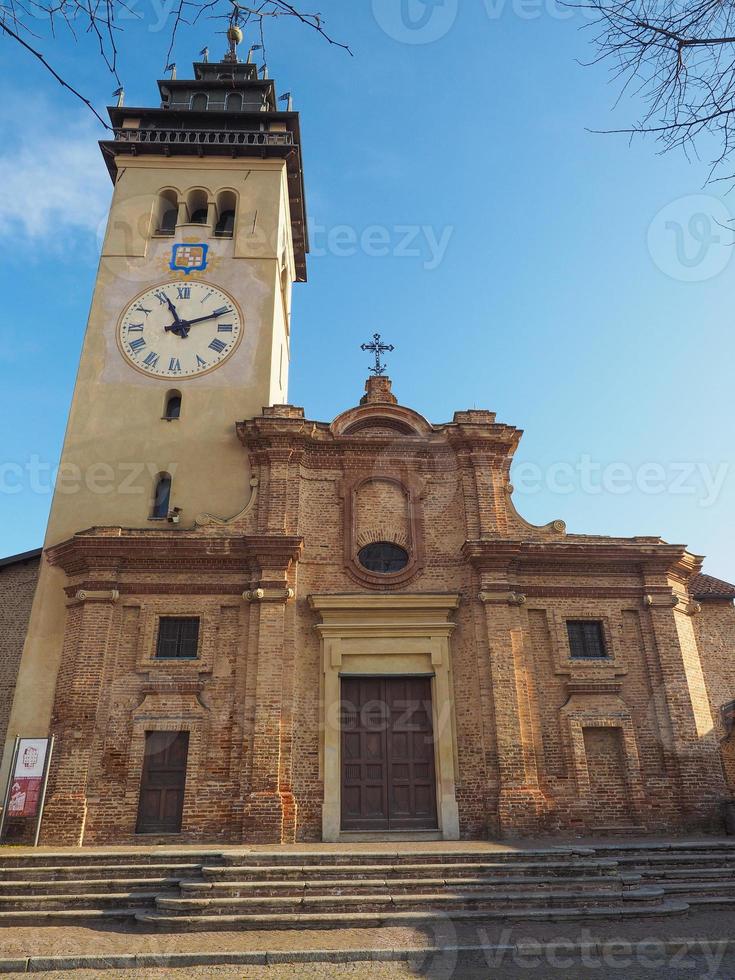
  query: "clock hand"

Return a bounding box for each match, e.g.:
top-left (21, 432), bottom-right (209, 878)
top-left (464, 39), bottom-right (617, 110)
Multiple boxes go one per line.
top-left (163, 296), bottom-right (190, 337)
top-left (178, 308), bottom-right (233, 329)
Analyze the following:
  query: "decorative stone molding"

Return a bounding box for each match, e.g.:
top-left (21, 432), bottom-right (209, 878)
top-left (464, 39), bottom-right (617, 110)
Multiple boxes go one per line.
top-left (309, 593), bottom-right (461, 843)
top-left (243, 587), bottom-right (295, 603)
top-left (684, 600), bottom-right (702, 616)
top-left (478, 591), bottom-right (526, 606)
top-left (74, 588), bottom-right (120, 603)
top-left (341, 473), bottom-right (425, 588)
top-left (195, 476), bottom-right (259, 527)
top-left (643, 593), bottom-right (680, 608)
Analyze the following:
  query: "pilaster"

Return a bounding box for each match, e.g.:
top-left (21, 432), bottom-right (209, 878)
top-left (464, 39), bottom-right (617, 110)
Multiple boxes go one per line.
top-left (40, 586), bottom-right (120, 845)
top-left (643, 575), bottom-right (727, 827)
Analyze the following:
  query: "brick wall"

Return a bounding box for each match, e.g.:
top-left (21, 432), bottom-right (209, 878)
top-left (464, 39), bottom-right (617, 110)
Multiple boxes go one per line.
top-left (0, 554), bottom-right (39, 751)
top-left (694, 601), bottom-right (735, 791)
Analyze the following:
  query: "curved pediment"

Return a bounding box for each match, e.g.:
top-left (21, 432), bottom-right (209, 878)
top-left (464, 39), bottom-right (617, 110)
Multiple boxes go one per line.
top-left (331, 404), bottom-right (433, 439)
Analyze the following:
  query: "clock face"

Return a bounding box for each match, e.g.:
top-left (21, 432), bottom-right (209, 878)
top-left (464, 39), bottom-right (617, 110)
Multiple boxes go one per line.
top-left (117, 280), bottom-right (243, 379)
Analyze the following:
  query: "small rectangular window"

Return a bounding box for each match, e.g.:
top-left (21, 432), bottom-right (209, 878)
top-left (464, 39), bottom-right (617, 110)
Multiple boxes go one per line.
top-left (566, 620), bottom-right (608, 659)
top-left (155, 617), bottom-right (200, 659)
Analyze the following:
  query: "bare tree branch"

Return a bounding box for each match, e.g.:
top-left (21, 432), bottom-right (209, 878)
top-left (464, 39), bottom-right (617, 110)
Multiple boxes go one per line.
top-left (0, 17), bottom-right (111, 127)
top-left (574, 0), bottom-right (735, 179)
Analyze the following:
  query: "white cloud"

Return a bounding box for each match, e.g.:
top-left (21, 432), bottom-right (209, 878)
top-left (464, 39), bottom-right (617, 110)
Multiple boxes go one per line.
top-left (0, 105), bottom-right (111, 243)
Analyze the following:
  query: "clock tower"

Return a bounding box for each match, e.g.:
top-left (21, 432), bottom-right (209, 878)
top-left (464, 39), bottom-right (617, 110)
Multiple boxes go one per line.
top-left (2, 38), bottom-right (307, 786)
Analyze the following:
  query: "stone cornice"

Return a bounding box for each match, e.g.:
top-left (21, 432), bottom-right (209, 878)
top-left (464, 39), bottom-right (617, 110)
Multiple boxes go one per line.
top-left (236, 402), bottom-right (524, 462)
top-left (309, 593), bottom-right (461, 612)
top-left (309, 593), bottom-right (461, 638)
top-left (462, 538), bottom-right (699, 577)
top-left (46, 529), bottom-right (303, 578)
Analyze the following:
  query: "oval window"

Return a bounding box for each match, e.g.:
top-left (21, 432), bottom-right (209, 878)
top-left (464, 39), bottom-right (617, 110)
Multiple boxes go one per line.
top-left (357, 542), bottom-right (409, 574)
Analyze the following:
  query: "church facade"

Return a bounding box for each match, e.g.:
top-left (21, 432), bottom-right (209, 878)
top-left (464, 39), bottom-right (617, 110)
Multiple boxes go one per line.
top-left (2, 47), bottom-right (734, 845)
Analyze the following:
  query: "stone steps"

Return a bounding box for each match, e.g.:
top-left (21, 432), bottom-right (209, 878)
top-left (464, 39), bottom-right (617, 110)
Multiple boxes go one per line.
top-left (217, 848), bottom-right (585, 867)
top-left (0, 851), bottom-right (220, 869)
top-left (0, 863), bottom-right (203, 882)
top-left (134, 899), bottom-right (692, 931)
top-left (181, 873), bottom-right (637, 897)
top-left (0, 891), bottom-right (166, 912)
top-left (0, 877), bottom-right (179, 895)
top-left (152, 885), bottom-right (662, 917)
top-left (0, 841), bottom-right (730, 929)
top-left (201, 858), bottom-right (620, 880)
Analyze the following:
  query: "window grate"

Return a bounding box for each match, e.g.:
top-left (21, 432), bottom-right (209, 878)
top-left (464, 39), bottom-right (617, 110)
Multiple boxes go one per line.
top-left (566, 620), bottom-right (608, 659)
top-left (357, 542), bottom-right (409, 574)
top-left (155, 617), bottom-right (200, 659)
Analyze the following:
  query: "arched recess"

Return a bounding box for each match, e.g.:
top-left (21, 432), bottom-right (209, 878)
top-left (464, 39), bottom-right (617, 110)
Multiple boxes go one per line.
top-left (156, 189), bottom-right (179, 235)
top-left (186, 188), bottom-right (209, 225)
top-left (343, 474), bottom-right (425, 588)
top-left (190, 92), bottom-right (208, 111)
top-left (214, 190), bottom-right (237, 237)
top-left (225, 92), bottom-right (243, 112)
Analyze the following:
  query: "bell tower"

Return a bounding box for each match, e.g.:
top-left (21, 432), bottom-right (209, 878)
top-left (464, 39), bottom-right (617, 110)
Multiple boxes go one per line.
top-left (2, 35), bottom-right (307, 778)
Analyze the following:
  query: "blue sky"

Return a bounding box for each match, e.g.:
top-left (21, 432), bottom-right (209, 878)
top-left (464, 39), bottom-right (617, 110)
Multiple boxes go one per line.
top-left (1, 0), bottom-right (734, 579)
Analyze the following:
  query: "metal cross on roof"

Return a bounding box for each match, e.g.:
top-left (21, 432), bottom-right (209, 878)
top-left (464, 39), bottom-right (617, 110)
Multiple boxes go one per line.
top-left (360, 333), bottom-right (395, 377)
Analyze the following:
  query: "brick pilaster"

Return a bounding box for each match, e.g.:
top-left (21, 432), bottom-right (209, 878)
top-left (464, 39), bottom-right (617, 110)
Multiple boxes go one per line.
top-left (644, 579), bottom-right (727, 828)
top-left (40, 589), bottom-right (119, 845)
top-left (480, 595), bottom-right (548, 835)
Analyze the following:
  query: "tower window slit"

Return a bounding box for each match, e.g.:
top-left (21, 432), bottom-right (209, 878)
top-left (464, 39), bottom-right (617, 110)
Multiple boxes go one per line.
top-left (163, 390), bottom-right (182, 420)
top-left (151, 473), bottom-right (172, 519)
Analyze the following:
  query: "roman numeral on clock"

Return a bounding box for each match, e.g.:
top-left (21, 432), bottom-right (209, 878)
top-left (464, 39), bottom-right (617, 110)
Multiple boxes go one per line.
top-left (169, 357), bottom-right (181, 373)
top-left (211, 306), bottom-right (231, 317)
top-left (127, 323), bottom-right (144, 333)
top-left (209, 338), bottom-right (227, 354)
top-left (196, 355), bottom-right (207, 369)
top-left (218, 324), bottom-right (233, 332)
top-left (154, 290), bottom-right (169, 306)
top-left (177, 286), bottom-right (191, 299)
top-left (129, 338), bottom-right (146, 352)
top-left (143, 352), bottom-right (160, 368)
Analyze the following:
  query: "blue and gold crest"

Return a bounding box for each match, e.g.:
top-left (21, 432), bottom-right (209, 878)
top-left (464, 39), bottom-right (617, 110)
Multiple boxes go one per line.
top-left (170, 243), bottom-right (209, 275)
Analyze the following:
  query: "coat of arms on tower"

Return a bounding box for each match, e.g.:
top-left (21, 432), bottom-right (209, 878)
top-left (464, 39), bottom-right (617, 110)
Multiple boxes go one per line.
top-left (170, 243), bottom-right (209, 275)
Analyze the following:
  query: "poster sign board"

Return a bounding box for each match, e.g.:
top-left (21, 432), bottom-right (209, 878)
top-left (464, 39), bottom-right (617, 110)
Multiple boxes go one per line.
top-left (7, 738), bottom-right (50, 818)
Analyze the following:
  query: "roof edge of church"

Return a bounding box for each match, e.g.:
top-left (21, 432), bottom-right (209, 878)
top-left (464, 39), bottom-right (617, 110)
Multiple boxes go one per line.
top-left (0, 547), bottom-right (42, 569)
top-left (689, 571), bottom-right (735, 601)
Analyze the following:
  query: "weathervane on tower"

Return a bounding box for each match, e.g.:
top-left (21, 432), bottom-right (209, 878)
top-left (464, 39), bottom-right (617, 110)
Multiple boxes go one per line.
top-left (361, 333), bottom-right (395, 377)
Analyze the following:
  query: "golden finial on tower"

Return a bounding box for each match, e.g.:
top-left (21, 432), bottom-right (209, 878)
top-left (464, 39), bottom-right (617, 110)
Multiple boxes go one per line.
top-left (225, 23), bottom-right (243, 62)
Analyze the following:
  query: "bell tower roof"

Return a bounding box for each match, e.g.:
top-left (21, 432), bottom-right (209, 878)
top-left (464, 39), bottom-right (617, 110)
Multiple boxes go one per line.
top-left (99, 52), bottom-right (308, 280)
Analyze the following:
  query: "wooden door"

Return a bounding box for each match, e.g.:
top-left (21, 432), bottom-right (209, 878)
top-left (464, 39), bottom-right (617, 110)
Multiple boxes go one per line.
top-left (136, 731), bottom-right (189, 834)
top-left (341, 676), bottom-right (437, 832)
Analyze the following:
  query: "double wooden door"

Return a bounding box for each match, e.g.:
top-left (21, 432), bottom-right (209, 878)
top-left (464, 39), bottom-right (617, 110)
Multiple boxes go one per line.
top-left (340, 676), bottom-right (438, 831)
top-left (136, 731), bottom-right (189, 834)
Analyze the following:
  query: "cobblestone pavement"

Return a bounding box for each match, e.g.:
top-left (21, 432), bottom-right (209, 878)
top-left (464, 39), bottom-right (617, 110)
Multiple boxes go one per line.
top-left (5, 952), bottom-right (735, 979)
top-left (1, 909), bottom-right (734, 959)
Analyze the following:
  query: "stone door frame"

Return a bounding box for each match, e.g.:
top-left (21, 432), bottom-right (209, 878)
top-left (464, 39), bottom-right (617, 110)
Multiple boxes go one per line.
top-left (309, 593), bottom-right (461, 842)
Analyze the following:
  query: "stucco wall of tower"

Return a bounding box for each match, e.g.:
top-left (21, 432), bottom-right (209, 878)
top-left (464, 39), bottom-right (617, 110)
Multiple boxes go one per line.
top-left (0, 556), bottom-right (39, 753)
top-left (1, 157), bottom-right (298, 791)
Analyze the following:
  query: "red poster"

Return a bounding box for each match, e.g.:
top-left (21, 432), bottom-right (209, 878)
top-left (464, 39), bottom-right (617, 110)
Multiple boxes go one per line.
top-left (7, 778), bottom-right (42, 817)
top-left (7, 739), bottom-right (49, 818)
